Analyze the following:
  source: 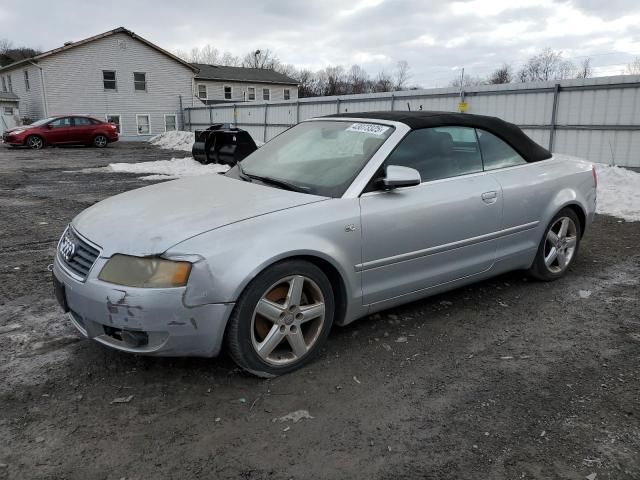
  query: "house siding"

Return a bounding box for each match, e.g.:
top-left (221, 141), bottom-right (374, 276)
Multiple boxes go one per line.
top-left (193, 79), bottom-right (298, 105)
top-left (38, 32), bottom-right (195, 138)
top-left (1, 65), bottom-right (45, 120)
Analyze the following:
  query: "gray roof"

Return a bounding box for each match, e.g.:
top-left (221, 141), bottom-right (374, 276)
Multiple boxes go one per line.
top-left (0, 27), bottom-right (197, 73)
top-left (192, 63), bottom-right (299, 85)
top-left (0, 91), bottom-right (19, 101)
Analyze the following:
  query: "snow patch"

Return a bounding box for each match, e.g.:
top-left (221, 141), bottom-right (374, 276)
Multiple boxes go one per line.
top-left (107, 157), bottom-right (229, 180)
top-left (594, 163), bottom-right (640, 222)
top-left (554, 154), bottom-right (640, 222)
top-left (149, 131), bottom-right (195, 152)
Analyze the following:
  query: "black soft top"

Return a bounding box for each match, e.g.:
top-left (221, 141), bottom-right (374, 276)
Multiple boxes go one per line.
top-left (326, 111), bottom-right (552, 163)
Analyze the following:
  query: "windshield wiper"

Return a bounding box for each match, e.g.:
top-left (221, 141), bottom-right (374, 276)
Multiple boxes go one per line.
top-left (245, 174), bottom-right (310, 193)
top-left (236, 161), bottom-right (308, 193)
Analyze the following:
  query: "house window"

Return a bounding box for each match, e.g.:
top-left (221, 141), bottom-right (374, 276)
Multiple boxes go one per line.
top-left (3, 107), bottom-right (13, 115)
top-left (24, 70), bottom-right (30, 91)
top-left (197, 84), bottom-right (207, 100)
top-left (164, 114), bottom-right (177, 132)
top-left (247, 86), bottom-right (256, 101)
top-left (263, 88), bottom-right (270, 101)
top-left (1, 77), bottom-right (6, 92)
top-left (134, 72), bottom-right (147, 91)
top-left (103, 71), bottom-right (117, 90)
top-left (106, 114), bottom-right (121, 134)
top-left (284, 88), bottom-right (291, 100)
top-left (7, 75), bottom-right (12, 92)
top-left (136, 114), bottom-right (151, 135)
top-left (224, 86), bottom-right (232, 100)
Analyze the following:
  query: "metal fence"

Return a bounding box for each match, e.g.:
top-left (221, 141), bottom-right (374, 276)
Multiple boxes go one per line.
top-left (184, 74), bottom-right (640, 167)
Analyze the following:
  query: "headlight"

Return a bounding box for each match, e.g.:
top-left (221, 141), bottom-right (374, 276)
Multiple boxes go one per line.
top-left (98, 254), bottom-right (191, 288)
top-left (10, 129), bottom-right (25, 135)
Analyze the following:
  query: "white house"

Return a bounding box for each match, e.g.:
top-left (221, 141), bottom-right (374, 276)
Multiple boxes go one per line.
top-left (0, 27), bottom-right (300, 140)
top-left (191, 63), bottom-right (299, 105)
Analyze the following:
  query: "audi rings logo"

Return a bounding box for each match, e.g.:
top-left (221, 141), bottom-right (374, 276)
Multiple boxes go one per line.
top-left (59, 233), bottom-right (77, 262)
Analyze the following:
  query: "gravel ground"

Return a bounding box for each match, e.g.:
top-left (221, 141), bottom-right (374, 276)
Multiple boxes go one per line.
top-left (0, 142), bottom-right (639, 480)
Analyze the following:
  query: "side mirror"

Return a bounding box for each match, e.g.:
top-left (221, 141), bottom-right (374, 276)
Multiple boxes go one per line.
top-left (381, 165), bottom-right (421, 189)
top-left (46, 124), bottom-right (53, 129)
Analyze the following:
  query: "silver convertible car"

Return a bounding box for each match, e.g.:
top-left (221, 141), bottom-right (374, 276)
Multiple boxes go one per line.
top-left (53, 111), bottom-right (597, 377)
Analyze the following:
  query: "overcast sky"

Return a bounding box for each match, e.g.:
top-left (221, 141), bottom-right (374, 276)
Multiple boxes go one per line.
top-left (1, 0), bottom-right (639, 86)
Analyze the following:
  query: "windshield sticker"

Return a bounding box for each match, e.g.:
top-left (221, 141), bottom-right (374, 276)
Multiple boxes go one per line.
top-left (346, 123), bottom-right (390, 135)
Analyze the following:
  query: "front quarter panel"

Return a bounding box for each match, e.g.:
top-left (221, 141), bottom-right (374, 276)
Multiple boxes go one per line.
top-left (166, 198), bottom-right (366, 322)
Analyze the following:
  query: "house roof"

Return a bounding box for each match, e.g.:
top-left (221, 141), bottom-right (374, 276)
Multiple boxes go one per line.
top-left (192, 63), bottom-right (299, 85)
top-left (0, 27), bottom-right (198, 73)
top-left (0, 91), bottom-right (19, 101)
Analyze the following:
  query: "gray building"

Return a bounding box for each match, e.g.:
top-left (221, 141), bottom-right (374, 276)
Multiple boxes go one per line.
top-left (0, 27), bottom-right (299, 140)
top-left (192, 63), bottom-right (299, 105)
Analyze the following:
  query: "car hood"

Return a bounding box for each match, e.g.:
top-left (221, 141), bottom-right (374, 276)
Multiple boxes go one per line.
top-left (72, 174), bottom-right (327, 257)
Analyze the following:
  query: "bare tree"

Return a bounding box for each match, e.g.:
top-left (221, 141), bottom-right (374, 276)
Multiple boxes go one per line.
top-left (374, 71), bottom-right (394, 92)
top-left (394, 60), bottom-right (410, 90)
top-left (575, 58), bottom-right (593, 79)
top-left (348, 65), bottom-right (370, 94)
top-left (488, 64), bottom-right (512, 84)
top-left (517, 48), bottom-right (576, 82)
top-left (625, 56), bottom-right (640, 75)
top-left (0, 38), bottom-right (41, 66)
top-left (449, 74), bottom-right (485, 88)
top-left (242, 49), bottom-right (280, 69)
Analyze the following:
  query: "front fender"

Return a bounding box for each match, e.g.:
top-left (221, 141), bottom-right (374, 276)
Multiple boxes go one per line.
top-left (166, 198), bottom-right (363, 309)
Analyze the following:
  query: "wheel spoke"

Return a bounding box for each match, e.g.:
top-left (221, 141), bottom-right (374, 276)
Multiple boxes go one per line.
top-left (547, 230), bottom-right (559, 247)
top-left (299, 302), bottom-right (325, 323)
top-left (256, 298), bottom-right (284, 323)
top-left (286, 275), bottom-right (305, 307)
top-left (557, 249), bottom-right (567, 267)
top-left (257, 324), bottom-right (285, 358)
top-left (287, 331), bottom-right (308, 357)
top-left (565, 236), bottom-right (577, 249)
top-left (545, 247), bottom-right (558, 267)
top-left (558, 218), bottom-right (569, 239)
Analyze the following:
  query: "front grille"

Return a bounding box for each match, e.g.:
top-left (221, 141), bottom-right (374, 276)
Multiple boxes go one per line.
top-left (57, 227), bottom-right (100, 280)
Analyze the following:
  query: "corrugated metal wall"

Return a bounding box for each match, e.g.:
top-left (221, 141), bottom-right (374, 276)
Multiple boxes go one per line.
top-left (184, 74), bottom-right (640, 167)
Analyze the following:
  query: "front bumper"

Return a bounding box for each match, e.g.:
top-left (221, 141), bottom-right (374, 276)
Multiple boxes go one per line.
top-left (53, 255), bottom-right (234, 357)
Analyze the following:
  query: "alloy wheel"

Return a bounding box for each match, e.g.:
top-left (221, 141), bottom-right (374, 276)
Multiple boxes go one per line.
top-left (94, 135), bottom-right (108, 147)
top-left (544, 216), bottom-right (578, 274)
top-left (250, 275), bottom-right (326, 366)
top-left (27, 136), bottom-right (43, 149)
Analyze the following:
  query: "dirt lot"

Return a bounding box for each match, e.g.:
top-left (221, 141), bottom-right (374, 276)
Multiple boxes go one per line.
top-left (0, 142), bottom-right (639, 480)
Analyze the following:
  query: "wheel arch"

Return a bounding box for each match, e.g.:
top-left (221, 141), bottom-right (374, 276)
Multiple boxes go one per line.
top-left (563, 203), bottom-right (586, 238)
top-left (234, 252), bottom-right (350, 327)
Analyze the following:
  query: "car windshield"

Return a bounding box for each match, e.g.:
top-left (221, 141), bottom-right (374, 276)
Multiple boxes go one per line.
top-left (29, 117), bottom-right (56, 127)
top-left (235, 120), bottom-right (394, 197)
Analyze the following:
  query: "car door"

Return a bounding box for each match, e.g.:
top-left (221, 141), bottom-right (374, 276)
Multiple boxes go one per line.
top-left (45, 117), bottom-right (74, 144)
top-left (359, 126), bottom-right (503, 305)
top-left (71, 117), bottom-right (94, 144)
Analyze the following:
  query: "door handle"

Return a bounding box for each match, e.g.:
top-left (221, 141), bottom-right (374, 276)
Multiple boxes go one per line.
top-left (481, 191), bottom-right (498, 204)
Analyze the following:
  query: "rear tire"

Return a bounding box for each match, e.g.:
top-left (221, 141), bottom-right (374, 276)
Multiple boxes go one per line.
top-left (225, 260), bottom-right (334, 377)
top-left (25, 135), bottom-right (44, 150)
top-left (528, 208), bottom-right (581, 281)
top-left (93, 135), bottom-right (108, 148)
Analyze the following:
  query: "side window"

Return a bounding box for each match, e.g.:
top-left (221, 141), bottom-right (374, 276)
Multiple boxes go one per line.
top-left (385, 126), bottom-right (483, 183)
top-left (49, 117), bottom-right (72, 128)
top-left (73, 117), bottom-right (92, 126)
top-left (477, 129), bottom-right (527, 170)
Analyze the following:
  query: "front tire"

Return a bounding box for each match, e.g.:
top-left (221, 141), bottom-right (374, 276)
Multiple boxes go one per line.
top-left (93, 135), bottom-right (108, 148)
top-left (25, 135), bottom-right (44, 150)
top-left (528, 208), bottom-right (581, 281)
top-left (226, 260), bottom-right (335, 377)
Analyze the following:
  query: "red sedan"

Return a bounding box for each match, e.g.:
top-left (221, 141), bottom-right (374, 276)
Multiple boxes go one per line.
top-left (2, 115), bottom-right (119, 149)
